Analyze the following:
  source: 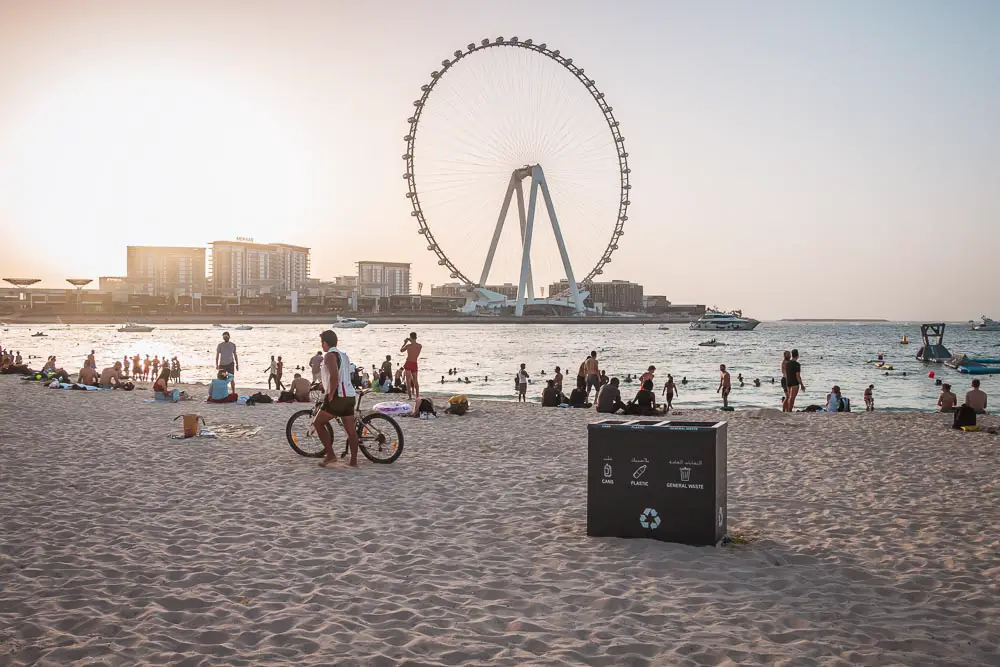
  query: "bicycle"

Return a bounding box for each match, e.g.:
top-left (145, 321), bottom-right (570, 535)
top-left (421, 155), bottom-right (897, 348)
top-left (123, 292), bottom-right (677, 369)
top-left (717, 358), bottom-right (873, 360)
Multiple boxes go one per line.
top-left (285, 389), bottom-right (404, 464)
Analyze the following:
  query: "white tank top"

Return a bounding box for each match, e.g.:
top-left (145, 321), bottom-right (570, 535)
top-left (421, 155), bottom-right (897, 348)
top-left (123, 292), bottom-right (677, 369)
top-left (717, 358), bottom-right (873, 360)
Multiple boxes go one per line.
top-left (321, 347), bottom-right (356, 398)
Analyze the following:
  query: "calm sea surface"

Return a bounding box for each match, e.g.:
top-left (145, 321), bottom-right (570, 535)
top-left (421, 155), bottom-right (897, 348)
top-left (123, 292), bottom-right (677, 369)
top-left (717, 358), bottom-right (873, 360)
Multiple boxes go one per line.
top-left (3, 322), bottom-right (997, 411)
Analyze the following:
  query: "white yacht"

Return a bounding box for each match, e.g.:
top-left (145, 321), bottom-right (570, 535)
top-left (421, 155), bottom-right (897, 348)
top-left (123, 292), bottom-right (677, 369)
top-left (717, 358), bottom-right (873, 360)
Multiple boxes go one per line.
top-left (970, 316), bottom-right (1000, 331)
top-left (234, 324), bottom-right (254, 331)
top-left (335, 316), bottom-right (369, 329)
top-left (690, 310), bottom-right (760, 331)
top-left (118, 323), bottom-right (155, 333)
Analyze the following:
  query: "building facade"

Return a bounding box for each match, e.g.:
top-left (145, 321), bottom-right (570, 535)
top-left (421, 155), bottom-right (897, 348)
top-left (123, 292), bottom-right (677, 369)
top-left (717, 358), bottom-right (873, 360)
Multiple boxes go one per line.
top-left (126, 246), bottom-right (206, 298)
top-left (549, 279), bottom-right (644, 313)
top-left (357, 261), bottom-right (411, 298)
top-left (209, 240), bottom-right (310, 297)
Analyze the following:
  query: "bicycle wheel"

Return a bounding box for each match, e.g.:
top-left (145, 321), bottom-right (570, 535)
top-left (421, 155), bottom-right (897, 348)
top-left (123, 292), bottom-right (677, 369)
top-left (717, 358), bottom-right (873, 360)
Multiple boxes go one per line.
top-left (286, 409), bottom-right (333, 458)
top-left (357, 413), bottom-right (404, 464)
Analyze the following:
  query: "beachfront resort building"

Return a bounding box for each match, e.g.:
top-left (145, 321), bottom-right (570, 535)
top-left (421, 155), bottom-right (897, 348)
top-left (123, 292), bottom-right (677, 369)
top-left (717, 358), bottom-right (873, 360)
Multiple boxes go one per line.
top-left (357, 261), bottom-right (411, 299)
top-left (125, 246), bottom-right (206, 298)
top-left (208, 240), bottom-right (310, 298)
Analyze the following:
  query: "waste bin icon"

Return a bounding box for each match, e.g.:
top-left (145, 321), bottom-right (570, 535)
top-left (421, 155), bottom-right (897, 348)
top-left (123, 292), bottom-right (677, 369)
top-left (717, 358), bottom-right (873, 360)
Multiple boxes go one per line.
top-left (679, 466), bottom-right (691, 482)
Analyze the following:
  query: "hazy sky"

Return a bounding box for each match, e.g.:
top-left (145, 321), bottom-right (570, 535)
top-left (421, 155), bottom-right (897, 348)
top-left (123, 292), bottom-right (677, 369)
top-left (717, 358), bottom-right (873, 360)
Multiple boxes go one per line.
top-left (1, 0), bottom-right (997, 319)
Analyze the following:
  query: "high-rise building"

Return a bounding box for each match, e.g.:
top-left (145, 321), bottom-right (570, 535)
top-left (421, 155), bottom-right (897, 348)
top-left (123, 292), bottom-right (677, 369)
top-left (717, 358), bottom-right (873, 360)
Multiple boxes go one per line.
top-left (209, 240), bottom-right (310, 296)
top-left (549, 279), bottom-right (644, 313)
top-left (357, 261), bottom-right (411, 298)
top-left (126, 246), bottom-right (206, 298)
top-left (431, 282), bottom-right (520, 299)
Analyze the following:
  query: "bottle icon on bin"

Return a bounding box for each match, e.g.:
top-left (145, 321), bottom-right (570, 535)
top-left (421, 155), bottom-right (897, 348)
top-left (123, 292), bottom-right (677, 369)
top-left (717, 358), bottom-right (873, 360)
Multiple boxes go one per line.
top-left (603, 463), bottom-right (612, 478)
top-left (679, 466), bottom-right (692, 482)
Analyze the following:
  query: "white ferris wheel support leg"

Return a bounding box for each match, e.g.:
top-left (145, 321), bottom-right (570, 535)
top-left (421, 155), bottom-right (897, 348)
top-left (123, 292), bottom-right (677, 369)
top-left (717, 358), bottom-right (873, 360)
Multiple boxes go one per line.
top-left (515, 177), bottom-right (535, 303)
top-left (536, 166), bottom-right (585, 315)
top-left (478, 173), bottom-right (519, 287)
top-left (514, 169), bottom-right (541, 317)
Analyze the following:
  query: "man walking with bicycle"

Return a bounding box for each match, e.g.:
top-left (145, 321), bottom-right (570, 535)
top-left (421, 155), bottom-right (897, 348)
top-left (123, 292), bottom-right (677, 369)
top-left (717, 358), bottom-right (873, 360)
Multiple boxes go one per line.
top-left (315, 330), bottom-right (361, 468)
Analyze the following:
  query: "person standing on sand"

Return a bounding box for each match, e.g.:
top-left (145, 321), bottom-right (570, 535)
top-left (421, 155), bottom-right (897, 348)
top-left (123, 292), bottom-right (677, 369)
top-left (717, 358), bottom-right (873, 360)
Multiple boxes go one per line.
top-left (400, 332), bottom-right (422, 400)
top-left (576, 360), bottom-right (587, 392)
top-left (516, 363), bottom-right (530, 402)
top-left (717, 364), bottom-right (732, 408)
top-left (553, 366), bottom-right (564, 396)
top-left (380, 355), bottom-right (393, 379)
top-left (783, 349), bottom-right (804, 412)
top-left (151, 356), bottom-right (160, 379)
top-left (266, 355), bottom-right (278, 389)
top-left (316, 330), bottom-right (360, 468)
top-left (132, 354), bottom-right (141, 380)
top-left (662, 373), bottom-right (678, 412)
top-left (780, 350), bottom-right (791, 400)
top-left (174, 357), bottom-right (182, 383)
top-left (122, 355), bottom-right (130, 378)
top-left (215, 332), bottom-right (239, 395)
top-left (584, 351), bottom-right (600, 401)
top-left (864, 384), bottom-right (875, 411)
top-left (143, 355), bottom-right (151, 381)
top-left (276, 356), bottom-right (286, 391)
top-left (86, 350), bottom-right (95, 370)
top-left (309, 351), bottom-right (323, 384)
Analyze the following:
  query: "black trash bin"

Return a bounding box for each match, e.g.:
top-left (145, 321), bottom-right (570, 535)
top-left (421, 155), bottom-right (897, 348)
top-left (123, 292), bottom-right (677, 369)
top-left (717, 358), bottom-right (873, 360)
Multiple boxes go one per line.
top-left (587, 419), bottom-right (727, 546)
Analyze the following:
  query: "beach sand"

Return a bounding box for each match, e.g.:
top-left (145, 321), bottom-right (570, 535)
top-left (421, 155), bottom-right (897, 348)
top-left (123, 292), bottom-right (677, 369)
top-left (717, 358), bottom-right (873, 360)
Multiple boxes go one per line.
top-left (0, 377), bottom-right (996, 666)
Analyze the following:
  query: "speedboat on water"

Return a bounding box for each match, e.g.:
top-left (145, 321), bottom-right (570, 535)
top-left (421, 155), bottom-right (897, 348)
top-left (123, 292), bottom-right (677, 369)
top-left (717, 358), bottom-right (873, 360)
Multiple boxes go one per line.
top-left (690, 309), bottom-right (759, 331)
top-left (698, 339), bottom-right (726, 347)
top-left (234, 325), bottom-right (254, 331)
top-left (657, 324), bottom-right (670, 330)
top-left (118, 323), bottom-right (155, 333)
top-left (335, 316), bottom-right (369, 329)
top-left (31, 331), bottom-right (46, 337)
top-left (970, 316), bottom-right (1000, 331)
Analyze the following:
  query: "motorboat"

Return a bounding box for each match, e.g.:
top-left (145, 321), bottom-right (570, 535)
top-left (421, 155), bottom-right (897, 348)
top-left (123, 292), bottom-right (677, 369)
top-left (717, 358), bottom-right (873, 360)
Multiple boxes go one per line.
top-left (234, 325), bottom-right (254, 331)
top-left (698, 339), bottom-right (726, 347)
top-left (970, 316), bottom-right (1000, 331)
top-left (335, 316), bottom-right (369, 329)
top-left (657, 324), bottom-right (670, 331)
top-left (117, 323), bottom-right (155, 333)
top-left (31, 332), bottom-right (46, 337)
top-left (690, 309), bottom-right (759, 331)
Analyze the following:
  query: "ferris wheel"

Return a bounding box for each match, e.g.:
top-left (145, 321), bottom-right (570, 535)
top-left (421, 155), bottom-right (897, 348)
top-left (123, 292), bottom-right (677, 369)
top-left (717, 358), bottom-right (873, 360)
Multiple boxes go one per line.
top-left (403, 37), bottom-right (630, 315)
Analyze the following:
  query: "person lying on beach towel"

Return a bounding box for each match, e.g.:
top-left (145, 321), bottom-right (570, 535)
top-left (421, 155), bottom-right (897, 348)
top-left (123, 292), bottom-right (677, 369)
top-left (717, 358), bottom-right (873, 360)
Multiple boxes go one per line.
top-left (207, 370), bottom-right (238, 403)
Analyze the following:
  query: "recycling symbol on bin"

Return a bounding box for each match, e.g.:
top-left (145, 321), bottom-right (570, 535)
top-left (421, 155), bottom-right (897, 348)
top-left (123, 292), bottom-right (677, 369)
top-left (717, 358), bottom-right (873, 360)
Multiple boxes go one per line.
top-left (639, 508), bottom-right (661, 530)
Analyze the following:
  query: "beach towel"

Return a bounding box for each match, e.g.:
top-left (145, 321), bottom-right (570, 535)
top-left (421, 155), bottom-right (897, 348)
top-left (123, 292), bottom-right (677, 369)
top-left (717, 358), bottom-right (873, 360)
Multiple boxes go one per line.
top-left (167, 424), bottom-right (262, 440)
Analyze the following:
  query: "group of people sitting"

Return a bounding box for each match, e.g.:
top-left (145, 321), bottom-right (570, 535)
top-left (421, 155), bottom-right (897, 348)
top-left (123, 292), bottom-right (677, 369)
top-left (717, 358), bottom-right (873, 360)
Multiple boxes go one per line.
top-left (937, 379), bottom-right (988, 414)
top-left (591, 378), bottom-right (662, 416)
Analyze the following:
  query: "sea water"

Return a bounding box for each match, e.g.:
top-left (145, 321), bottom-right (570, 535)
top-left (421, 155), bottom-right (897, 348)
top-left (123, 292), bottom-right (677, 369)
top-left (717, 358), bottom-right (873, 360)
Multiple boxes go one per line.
top-left (4, 322), bottom-right (997, 411)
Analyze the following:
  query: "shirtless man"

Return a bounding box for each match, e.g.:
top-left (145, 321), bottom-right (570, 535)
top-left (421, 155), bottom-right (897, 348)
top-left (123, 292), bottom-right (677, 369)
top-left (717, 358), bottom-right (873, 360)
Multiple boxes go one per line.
top-left (717, 364), bottom-right (732, 408)
top-left (100, 362), bottom-right (124, 388)
top-left (400, 332), bottom-right (422, 399)
top-left (584, 351), bottom-right (600, 401)
top-left (289, 372), bottom-right (312, 402)
top-left (78, 364), bottom-right (99, 386)
top-left (86, 350), bottom-right (96, 370)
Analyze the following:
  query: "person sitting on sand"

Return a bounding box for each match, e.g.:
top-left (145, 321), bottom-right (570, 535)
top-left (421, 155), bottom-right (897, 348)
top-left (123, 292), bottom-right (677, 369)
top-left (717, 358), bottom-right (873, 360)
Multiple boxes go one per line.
top-left (152, 367), bottom-right (184, 402)
top-left (99, 362), bottom-right (124, 389)
top-left (937, 383), bottom-right (958, 413)
top-left (290, 372), bottom-right (312, 402)
top-left (207, 369), bottom-right (238, 403)
top-left (41, 356), bottom-right (56, 373)
top-left (965, 379), bottom-right (987, 414)
top-left (596, 377), bottom-right (626, 414)
top-left (78, 365), bottom-right (99, 386)
top-left (826, 386), bottom-right (846, 413)
top-left (628, 380), bottom-right (658, 416)
top-left (541, 379), bottom-right (561, 407)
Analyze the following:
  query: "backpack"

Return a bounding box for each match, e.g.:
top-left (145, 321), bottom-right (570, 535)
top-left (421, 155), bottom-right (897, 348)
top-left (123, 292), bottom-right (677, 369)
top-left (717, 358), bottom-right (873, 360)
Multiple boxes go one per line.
top-left (418, 398), bottom-right (436, 415)
top-left (249, 392), bottom-right (273, 404)
top-left (838, 396), bottom-right (851, 412)
top-left (953, 404), bottom-right (976, 429)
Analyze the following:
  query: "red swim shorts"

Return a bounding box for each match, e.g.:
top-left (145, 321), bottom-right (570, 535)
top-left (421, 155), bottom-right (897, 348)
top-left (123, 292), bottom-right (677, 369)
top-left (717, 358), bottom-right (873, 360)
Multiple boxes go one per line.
top-left (404, 360), bottom-right (418, 372)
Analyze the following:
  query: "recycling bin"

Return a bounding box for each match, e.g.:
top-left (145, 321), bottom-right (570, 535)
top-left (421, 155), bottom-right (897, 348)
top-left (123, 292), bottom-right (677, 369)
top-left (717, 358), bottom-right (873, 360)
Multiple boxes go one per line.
top-left (587, 419), bottom-right (727, 546)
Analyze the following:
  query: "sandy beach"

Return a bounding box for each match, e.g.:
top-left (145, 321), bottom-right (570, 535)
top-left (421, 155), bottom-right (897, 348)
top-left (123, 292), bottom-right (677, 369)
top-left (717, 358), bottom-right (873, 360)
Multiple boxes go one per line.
top-left (0, 376), bottom-right (996, 666)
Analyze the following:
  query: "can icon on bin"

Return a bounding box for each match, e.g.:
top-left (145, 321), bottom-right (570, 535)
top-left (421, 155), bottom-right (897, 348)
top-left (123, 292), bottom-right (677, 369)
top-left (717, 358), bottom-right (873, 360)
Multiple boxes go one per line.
top-left (679, 466), bottom-right (691, 482)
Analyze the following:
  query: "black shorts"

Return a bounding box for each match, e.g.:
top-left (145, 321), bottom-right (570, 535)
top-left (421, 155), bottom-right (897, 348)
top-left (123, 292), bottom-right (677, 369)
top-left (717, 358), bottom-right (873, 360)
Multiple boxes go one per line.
top-left (320, 396), bottom-right (355, 417)
top-left (220, 363), bottom-right (235, 375)
top-left (786, 380), bottom-right (800, 388)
